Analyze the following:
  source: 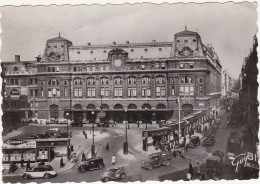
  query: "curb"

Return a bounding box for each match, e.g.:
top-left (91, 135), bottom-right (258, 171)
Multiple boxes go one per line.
top-left (2, 174), bottom-right (23, 177)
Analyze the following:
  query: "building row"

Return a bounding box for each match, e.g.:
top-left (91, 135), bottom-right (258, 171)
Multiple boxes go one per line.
top-left (2, 28), bottom-right (222, 125)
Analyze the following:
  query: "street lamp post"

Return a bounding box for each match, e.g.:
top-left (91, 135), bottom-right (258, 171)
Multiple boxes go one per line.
top-left (124, 108), bottom-right (128, 155)
top-left (145, 107), bottom-right (148, 130)
top-left (66, 112), bottom-right (70, 138)
top-left (91, 111), bottom-right (95, 158)
top-left (177, 97), bottom-right (181, 145)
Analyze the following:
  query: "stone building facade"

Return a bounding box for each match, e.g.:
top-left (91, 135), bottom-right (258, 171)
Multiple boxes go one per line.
top-left (2, 29), bottom-right (222, 124)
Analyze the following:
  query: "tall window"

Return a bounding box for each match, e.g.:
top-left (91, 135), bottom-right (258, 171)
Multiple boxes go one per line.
top-left (180, 76), bottom-right (194, 97)
top-left (74, 88), bottom-right (82, 97)
top-left (171, 78), bottom-right (176, 96)
top-left (74, 78), bottom-right (82, 86)
top-left (10, 78), bottom-right (18, 85)
top-left (86, 77), bottom-right (96, 97)
top-left (114, 77), bottom-right (123, 97)
top-left (156, 76), bottom-right (166, 97)
top-left (127, 77), bottom-right (137, 97)
top-left (48, 79), bottom-right (60, 98)
top-left (141, 76), bottom-right (151, 97)
top-left (100, 77), bottom-right (109, 97)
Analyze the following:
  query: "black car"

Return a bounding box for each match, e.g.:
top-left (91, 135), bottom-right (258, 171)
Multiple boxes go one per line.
top-left (78, 157), bottom-right (105, 173)
top-left (190, 136), bottom-right (200, 146)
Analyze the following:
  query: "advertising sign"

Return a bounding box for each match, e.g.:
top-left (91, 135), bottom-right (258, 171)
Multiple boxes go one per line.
top-left (2, 140), bottom-right (36, 149)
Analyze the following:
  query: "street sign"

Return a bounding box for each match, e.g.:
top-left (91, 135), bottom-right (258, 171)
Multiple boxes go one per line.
top-left (97, 112), bottom-right (106, 118)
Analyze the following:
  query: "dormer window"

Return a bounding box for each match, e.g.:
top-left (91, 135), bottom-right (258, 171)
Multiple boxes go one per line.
top-left (193, 39), bottom-right (197, 42)
top-left (144, 48), bottom-right (148, 52)
top-left (131, 49), bottom-right (134, 52)
top-left (61, 45), bottom-right (64, 48)
top-left (90, 51), bottom-right (93, 54)
top-left (77, 51), bottom-right (80, 54)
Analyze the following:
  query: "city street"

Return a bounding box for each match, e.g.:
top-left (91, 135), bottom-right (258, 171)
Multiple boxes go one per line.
top-left (3, 109), bottom-right (239, 183)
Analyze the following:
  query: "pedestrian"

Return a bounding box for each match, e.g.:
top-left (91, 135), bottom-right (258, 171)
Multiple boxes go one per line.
top-left (112, 154), bottom-right (116, 165)
top-left (26, 160), bottom-right (31, 170)
top-left (106, 142), bottom-right (110, 150)
top-left (189, 162), bottom-right (194, 176)
top-left (227, 119), bottom-right (229, 127)
top-left (21, 157), bottom-right (24, 168)
top-left (83, 130), bottom-right (85, 136)
top-left (196, 162), bottom-right (201, 176)
top-left (82, 152), bottom-right (86, 162)
top-left (85, 133), bottom-right (88, 139)
top-left (173, 150), bottom-right (177, 158)
top-left (184, 137), bottom-right (186, 146)
top-left (60, 157), bottom-right (64, 168)
top-left (70, 144), bottom-right (74, 152)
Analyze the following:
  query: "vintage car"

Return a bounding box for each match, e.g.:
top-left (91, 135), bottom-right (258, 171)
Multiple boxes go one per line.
top-left (189, 136), bottom-right (200, 147)
top-left (23, 165), bottom-right (57, 179)
top-left (204, 136), bottom-right (215, 146)
top-left (101, 166), bottom-right (127, 182)
top-left (206, 155), bottom-right (223, 175)
top-left (78, 157), bottom-right (105, 172)
top-left (141, 151), bottom-right (172, 170)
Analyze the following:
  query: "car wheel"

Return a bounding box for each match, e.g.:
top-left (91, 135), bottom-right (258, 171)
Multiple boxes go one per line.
top-left (99, 164), bottom-right (104, 170)
top-left (103, 177), bottom-right (109, 182)
top-left (165, 160), bottom-right (170, 166)
top-left (120, 173), bottom-right (126, 179)
top-left (44, 173), bottom-right (50, 179)
top-left (24, 174), bottom-right (31, 180)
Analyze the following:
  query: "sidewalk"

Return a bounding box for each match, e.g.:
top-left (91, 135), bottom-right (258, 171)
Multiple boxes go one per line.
top-left (2, 157), bottom-right (75, 177)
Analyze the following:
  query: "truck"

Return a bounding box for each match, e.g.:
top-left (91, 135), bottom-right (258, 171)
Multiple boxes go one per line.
top-left (141, 151), bottom-right (172, 170)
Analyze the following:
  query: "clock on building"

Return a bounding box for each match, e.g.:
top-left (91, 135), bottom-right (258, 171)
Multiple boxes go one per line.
top-left (181, 47), bottom-right (192, 57)
top-left (114, 59), bottom-right (122, 67)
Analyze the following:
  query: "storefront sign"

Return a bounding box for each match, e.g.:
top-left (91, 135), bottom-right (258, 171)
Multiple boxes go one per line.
top-left (2, 140), bottom-right (36, 149)
top-left (142, 128), bottom-right (171, 137)
top-left (231, 152), bottom-right (259, 172)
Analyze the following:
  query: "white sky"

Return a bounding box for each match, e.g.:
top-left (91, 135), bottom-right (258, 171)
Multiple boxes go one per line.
top-left (0, 2), bottom-right (257, 78)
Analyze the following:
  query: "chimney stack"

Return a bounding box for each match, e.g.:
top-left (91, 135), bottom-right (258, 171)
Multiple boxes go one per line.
top-left (15, 55), bottom-right (20, 62)
top-left (125, 41), bottom-right (129, 44)
top-left (36, 55), bottom-right (41, 62)
top-left (113, 42), bottom-right (116, 45)
top-left (87, 42), bottom-right (91, 46)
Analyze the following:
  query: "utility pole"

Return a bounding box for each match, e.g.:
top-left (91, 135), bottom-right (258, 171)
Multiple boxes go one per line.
top-left (91, 111), bottom-right (95, 158)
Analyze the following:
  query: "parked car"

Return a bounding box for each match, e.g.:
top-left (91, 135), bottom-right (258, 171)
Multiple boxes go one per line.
top-left (23, 165), bottom-right (57, 179)
top-left (206, 155), bottom-right (223, 175)
top-left (204, 136), bottom-right (215, 146)
top-left (141, 151), bottom-right (172, 170)
top-left (101, 166), bottom-right (127, 182)
top-left (78, 157), bottom-right (105, 172)
top-left (189, 136), bottom-right (200, 147)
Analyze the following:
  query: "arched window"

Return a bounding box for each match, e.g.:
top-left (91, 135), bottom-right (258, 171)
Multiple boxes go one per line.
top-left (128, 104), bottom-right (137, 109)
top-left (179, 76), bottom-right (194, 97)
top-left (87, 104), bottom-right (95, 109)
top-left (48, 79), bottom-right (60, 86)
top-left (114, 77), bottom-right (123, 97)
top-left (180, 76), bottom-right (194, 84)
top-left (156, 104), bottom-right (166, 109)
top-left (74, 104), bottom-right (82, 109)
top-left (114, 104), bottom-right (123, 109)
top-left (141, 76), bottom-right (151, 97)
top-left (127, 77), bottom-right (136, 85)
top-left (155, 76), bottom-right (166, 97)
top-left (114, 77), bottom-right (122, 85)
top-left (87, 78), bottom-right (95, 86)
top-left (100, 77), bottom-right (109, 97)
top-left (74, 78), bottom-right (82, 85)
top-left (128, 77), bottom-right (137, 97)
top-left (101, 104), bottom-right (109, 110)
top-left (142, 104), bottom-right (151, 109)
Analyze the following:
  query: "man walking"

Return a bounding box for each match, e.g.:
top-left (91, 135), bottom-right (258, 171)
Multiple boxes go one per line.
top-left (189, 162), bottom-right (194, 176)
top-left (82, 152), bottom-right (86, 162)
